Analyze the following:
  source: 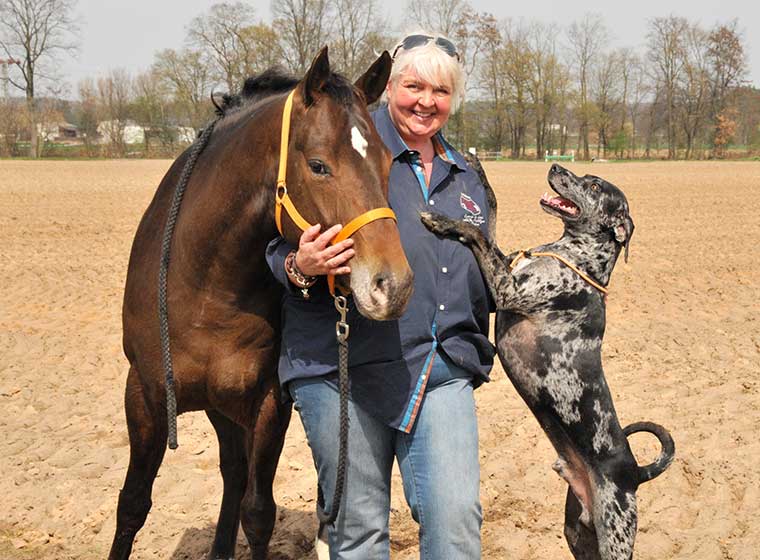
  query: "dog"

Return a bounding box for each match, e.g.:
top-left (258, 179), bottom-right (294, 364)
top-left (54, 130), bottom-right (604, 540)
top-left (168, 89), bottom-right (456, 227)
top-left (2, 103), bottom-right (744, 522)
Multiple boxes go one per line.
top-left (421, 163), bottom-right (675, 559)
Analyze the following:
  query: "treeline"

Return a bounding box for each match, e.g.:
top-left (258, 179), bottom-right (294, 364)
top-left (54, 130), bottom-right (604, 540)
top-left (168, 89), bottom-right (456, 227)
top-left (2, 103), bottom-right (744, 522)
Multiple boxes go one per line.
top-left (1, 0), bottom-right (758, 159)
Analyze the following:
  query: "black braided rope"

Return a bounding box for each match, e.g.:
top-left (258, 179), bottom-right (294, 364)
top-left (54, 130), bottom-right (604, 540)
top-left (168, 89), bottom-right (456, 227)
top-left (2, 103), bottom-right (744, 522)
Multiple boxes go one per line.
top-left (316, 337), bottom-right (350, 524)
top-left (158, 119), bottom-right (219, 450)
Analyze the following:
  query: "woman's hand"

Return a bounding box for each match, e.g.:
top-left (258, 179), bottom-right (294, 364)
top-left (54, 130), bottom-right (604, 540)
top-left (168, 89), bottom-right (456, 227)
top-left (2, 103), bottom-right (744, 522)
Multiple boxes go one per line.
top-left (295, 224), bottom-right (355, 276)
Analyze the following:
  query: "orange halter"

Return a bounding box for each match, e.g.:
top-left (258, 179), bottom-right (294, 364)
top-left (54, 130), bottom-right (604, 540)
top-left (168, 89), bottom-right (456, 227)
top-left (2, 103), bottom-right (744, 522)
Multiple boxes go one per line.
top-left (275, 89), bottom-right (397, 295)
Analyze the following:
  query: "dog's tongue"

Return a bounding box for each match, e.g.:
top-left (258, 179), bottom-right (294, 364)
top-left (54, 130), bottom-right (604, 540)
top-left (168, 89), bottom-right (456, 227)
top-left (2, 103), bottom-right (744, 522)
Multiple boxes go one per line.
top-left (541, 192), bottom-right (579, 215)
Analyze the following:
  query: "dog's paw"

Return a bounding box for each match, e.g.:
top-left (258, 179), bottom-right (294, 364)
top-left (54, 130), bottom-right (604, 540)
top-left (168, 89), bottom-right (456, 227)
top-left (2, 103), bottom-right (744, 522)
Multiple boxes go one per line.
top-left (420, 212), bottom-right (480, 245)
top-left (420, 211), bottom-right (462, 236)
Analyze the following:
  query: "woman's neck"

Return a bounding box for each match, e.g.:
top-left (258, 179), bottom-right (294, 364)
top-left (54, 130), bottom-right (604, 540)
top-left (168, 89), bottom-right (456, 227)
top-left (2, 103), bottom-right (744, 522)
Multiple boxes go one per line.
top-left (405, 136), bottom-right (434, 161)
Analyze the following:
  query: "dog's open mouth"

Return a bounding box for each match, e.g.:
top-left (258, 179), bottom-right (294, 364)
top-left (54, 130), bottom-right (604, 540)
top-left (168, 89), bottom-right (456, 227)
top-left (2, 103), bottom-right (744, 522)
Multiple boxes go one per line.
top-left (540, 192), bottom-right (580, 217)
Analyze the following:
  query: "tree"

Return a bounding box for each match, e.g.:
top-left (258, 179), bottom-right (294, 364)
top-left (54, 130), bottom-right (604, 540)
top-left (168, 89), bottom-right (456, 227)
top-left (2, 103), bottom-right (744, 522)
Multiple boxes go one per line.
top-left (74, 78), bottom-right (99, 156)
top-left (272, 0), bottom-right (332, 74)
top-left (706, 21), bottom-right (746, 151)
top-left (97, 69), bottom-right (132, 156)
top-left (187, 2), bottom-right (258, 92)
top-left (0, 0), bottom-right (79, 157)
top-left (153, 48), bottom-right (215, 130)
top-left (567, 13), bottom-right (607, 160)
top-left (405, 0), bottom-right (467, 37)
top-left (676, 23), bottom-right (710, 159)
top-left (647, 16), bottom-right (689, 159)
top-left (329, 0), bottom-right (385, 79)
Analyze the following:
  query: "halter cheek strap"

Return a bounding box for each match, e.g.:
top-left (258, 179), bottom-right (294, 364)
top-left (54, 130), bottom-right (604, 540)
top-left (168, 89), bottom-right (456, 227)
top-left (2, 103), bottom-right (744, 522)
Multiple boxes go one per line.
top-left (275, 89), bottom-right (397, 296)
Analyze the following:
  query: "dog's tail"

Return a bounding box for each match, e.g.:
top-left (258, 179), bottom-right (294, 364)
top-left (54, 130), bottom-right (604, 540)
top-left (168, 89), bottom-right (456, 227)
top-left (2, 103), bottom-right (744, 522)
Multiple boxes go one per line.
top-left (623, 421), bottom-right (675, 484)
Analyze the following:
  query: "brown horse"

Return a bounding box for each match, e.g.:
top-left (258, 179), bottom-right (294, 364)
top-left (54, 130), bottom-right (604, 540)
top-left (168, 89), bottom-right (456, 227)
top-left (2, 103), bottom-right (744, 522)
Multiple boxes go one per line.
top-left (109, 48), bottom-right (413, 560)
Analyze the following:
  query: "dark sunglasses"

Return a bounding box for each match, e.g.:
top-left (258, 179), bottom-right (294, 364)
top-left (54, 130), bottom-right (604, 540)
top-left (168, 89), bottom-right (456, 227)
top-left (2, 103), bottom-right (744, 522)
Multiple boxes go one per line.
top-left (391, 34), bottom-right (460, 61)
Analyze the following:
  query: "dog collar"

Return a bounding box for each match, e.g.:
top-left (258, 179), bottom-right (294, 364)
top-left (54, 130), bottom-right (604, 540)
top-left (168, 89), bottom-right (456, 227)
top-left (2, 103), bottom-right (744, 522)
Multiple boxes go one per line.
top-left (509, 250), bottom-right (609, 296)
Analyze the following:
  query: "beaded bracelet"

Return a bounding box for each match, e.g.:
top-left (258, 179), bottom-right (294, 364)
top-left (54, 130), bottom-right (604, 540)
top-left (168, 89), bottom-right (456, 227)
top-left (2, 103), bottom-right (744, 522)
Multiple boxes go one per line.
top-left (285, 250), bottom-right (318, 299)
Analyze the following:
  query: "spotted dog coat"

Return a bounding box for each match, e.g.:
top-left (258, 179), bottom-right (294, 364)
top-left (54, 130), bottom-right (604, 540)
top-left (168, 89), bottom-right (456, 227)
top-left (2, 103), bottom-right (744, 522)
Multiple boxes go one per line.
top-left (421, 163), bottom-right (675, 560)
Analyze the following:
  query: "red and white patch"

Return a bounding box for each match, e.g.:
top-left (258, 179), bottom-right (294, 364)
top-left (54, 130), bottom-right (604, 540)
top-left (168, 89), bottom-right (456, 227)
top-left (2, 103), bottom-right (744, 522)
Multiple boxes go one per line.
top-left (460, 193), bottom-right (481, 215)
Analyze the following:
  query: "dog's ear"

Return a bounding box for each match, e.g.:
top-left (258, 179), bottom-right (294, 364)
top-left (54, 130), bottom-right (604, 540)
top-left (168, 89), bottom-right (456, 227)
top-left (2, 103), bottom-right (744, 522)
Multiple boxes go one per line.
top-left (613, 214), bottom-right (635, 262)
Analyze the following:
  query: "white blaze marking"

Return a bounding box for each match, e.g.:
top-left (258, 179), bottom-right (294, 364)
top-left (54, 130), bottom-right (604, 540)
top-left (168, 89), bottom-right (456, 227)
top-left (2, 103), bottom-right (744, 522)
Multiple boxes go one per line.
top-left (351, 126), bottom-right (368, 158)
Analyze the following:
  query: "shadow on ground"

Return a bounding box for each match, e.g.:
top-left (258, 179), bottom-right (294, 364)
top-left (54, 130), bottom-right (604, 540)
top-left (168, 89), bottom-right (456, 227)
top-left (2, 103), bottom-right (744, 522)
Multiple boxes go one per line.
top-left (169, 506), bottom-right (316, 560)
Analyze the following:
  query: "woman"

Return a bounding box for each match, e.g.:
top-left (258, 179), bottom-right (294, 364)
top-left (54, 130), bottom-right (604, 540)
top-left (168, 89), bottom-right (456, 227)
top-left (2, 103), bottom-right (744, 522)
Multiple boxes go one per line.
top-left (266, 33), bottom-right (495, 559)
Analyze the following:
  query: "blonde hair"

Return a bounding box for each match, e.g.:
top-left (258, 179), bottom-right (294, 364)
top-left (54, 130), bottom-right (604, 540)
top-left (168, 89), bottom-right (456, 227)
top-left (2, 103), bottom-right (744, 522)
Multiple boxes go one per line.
top-left (385, 32), bottom-right (465, 114)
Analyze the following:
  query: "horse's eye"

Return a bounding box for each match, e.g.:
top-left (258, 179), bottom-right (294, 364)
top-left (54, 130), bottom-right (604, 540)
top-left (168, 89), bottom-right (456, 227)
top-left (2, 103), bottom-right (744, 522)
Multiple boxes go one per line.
top-left (308, 159), bottom-right (330, 176)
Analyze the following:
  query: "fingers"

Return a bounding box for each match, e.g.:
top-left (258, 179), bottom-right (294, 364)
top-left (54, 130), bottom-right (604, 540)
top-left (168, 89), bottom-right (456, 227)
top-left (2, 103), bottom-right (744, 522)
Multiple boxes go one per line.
top-left (314, 223), bottom-right (344, 249)
top-left (299, 223), bottom-right (322, 246)
top-left (294, 223), bottom-right (355, 277)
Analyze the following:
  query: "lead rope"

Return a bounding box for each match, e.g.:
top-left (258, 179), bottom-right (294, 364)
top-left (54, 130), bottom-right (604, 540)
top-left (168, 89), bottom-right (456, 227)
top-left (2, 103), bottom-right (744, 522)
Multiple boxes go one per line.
top-left (316, 295), bottom-right (351, 525)
top-left (158, 119), bottom-right (220, 450)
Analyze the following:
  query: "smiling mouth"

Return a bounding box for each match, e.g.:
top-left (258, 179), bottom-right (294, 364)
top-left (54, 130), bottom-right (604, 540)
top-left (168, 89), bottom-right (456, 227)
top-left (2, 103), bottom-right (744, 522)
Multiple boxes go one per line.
top-left (540, 191), bottom-right (580, 217)
top-left (412, 110), bottom-right (434, 119)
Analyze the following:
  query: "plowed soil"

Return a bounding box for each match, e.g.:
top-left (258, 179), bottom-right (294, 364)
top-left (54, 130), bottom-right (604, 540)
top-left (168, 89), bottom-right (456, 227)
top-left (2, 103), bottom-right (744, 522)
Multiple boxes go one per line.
top-left (1, 160), bottom-right (758, 559)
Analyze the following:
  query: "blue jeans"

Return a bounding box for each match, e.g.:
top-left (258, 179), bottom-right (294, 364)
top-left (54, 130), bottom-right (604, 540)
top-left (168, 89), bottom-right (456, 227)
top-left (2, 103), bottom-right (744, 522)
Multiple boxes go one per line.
top-left (289, 354), bottom-right (481, 559)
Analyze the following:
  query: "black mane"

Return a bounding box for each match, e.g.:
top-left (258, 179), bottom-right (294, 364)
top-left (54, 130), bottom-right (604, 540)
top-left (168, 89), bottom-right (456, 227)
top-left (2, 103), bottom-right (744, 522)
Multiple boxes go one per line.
top-left (216, 66), bottom-right (356, 117)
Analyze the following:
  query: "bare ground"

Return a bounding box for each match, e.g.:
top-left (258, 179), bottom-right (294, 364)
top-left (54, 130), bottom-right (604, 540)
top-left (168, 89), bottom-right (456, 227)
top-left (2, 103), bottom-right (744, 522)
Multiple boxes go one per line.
top-left (0, 160), bottom-right (758, 559)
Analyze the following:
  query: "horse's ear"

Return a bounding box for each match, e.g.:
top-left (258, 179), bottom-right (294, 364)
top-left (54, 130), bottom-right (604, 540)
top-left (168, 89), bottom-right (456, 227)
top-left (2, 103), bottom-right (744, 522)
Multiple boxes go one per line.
top-left (303, 46), bottom-right (331, 107)
top-left (355, 51), bottom-right (392, 105)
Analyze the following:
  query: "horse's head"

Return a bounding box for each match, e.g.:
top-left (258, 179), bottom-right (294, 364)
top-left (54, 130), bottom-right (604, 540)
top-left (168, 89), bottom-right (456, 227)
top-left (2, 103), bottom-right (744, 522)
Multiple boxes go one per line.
top-left (277, 47), bottom-right (413, 320)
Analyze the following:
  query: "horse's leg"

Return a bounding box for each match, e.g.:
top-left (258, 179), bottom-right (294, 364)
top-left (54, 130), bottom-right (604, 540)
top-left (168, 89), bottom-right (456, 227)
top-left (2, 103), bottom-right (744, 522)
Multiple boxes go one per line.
top-left (206, 409), bottom-right (248, 560)
top-left (241, 384), bottom-right (292, 560)
top-left (109, 366), bottom-right (168, 560)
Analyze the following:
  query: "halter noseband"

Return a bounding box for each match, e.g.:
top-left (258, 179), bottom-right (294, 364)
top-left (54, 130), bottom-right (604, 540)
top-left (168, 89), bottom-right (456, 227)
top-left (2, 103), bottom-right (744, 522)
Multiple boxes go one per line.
top-left (275, 89), bottom-right (397, 295)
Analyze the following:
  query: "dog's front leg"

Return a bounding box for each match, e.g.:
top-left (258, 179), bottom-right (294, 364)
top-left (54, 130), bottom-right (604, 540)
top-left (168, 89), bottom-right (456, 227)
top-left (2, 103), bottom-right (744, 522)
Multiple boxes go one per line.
top-left (420, 212), bottom-right (521, 310)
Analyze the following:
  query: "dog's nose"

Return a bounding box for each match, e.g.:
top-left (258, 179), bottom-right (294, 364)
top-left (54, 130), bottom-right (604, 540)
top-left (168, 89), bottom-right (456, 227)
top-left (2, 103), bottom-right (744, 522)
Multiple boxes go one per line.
top-left (550, 163), bottom-right (564, 174)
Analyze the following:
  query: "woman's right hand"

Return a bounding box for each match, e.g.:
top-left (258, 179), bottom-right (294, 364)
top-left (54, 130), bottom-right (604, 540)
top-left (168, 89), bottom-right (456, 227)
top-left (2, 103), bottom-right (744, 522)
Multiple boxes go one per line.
top-left (295, 224), bottom-right (355, 277)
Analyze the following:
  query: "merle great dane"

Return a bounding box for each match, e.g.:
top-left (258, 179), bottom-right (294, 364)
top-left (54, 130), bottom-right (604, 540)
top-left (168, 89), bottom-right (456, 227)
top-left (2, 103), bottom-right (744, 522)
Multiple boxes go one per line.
top-left (421, 162), bottom-right (675, 560)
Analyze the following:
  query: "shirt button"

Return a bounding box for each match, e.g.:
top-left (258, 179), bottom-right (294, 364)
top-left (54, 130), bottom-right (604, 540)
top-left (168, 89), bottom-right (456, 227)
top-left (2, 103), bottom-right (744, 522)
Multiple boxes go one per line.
top-left (429, 199), bottom-right (435, 205)
top-left (439, 304), bottom-right (445, 311)
top-left (441, 267), bottom-right (448, 273)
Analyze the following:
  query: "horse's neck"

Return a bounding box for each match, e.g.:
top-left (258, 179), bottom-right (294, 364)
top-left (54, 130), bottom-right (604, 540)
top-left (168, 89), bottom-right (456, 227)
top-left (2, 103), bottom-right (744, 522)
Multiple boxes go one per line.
top-left (175, 120), bottom-right (280, 294)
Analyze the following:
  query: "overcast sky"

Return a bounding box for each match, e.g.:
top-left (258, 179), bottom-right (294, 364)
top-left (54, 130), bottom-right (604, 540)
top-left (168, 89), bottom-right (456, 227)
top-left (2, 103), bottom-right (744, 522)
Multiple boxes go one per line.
top-left (57, 0), bottom-right (759, 98)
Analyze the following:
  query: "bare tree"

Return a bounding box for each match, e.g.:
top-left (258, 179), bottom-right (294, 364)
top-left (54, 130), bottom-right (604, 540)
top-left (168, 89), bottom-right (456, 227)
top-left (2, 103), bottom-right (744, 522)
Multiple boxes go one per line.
top-left (647, 15), bottom-right (689, 159)
top-left (526, 22), bottom-right (564, 159)
top-left (74, 78), bottom-right (99, 156)
top-left (706, 20), bottom-right (747, 150)
top-left (97, 69), bottom-right (132, 157)
top-left (567, 13), bottom-right (607, 160)
top-left (272, 0), bottom-right (332, 74)
top-left (591, 50), bottom-right (622, 158)
top-left (676, 23), bottom-right (711, 159)
top-left (476, 16), bottom-right (507, 151)
top-left (329, 0), bottom-right (385, 79)
top-left (0, 0), bottom-right (78, 157)
top-left (404, 0), bottom-right (466, 37)
top-left (187, 2), bottom-right (258, 92)
top-left (153, 48), bottom-right (215, 130)
top-left (501, 20), bottom-right (532, 158)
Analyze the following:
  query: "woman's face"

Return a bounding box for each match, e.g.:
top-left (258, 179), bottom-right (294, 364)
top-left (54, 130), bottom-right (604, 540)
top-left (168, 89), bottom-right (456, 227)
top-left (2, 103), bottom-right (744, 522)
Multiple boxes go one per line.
top-left (386, 70), bottom-right (452, 145)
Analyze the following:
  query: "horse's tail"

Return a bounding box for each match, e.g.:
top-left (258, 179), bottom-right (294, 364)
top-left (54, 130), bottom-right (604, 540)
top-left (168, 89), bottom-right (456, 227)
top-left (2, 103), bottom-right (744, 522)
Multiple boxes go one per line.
top-left (623, 421), bottom-right (675, 484)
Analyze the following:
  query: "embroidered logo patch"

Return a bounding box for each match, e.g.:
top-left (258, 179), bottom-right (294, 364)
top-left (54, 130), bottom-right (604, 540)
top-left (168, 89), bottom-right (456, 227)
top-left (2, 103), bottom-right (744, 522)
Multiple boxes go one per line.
top-left (460, 193), bottom-right (485, 226)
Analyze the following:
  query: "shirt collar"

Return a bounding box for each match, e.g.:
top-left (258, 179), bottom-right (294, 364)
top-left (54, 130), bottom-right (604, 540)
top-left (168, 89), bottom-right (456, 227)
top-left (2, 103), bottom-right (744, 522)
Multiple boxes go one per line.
top-left (372, 105), bottom-right (467, 171)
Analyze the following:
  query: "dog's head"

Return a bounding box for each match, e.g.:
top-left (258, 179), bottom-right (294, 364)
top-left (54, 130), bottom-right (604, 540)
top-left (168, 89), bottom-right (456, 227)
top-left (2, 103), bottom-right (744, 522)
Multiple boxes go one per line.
top-left (543, 164), bottom-right (635, 261)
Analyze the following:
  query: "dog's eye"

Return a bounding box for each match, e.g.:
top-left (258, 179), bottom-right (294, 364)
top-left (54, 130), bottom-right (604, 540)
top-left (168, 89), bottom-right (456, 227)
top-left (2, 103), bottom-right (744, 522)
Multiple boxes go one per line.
top-left (590, 182), bottom-right (600, 191)
top-left (308, 159), bottom-right (330, 176)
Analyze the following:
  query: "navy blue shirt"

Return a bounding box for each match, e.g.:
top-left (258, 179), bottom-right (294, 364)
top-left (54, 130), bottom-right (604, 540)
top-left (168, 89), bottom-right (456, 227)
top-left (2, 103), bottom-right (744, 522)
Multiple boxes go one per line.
top-left (266, 104), bottom-right (495, 432)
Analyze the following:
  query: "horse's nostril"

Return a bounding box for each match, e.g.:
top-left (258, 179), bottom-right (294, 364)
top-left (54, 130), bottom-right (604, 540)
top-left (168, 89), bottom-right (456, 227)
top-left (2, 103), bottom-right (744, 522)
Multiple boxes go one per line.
top-left (372, 273), bottom-right (389, 295)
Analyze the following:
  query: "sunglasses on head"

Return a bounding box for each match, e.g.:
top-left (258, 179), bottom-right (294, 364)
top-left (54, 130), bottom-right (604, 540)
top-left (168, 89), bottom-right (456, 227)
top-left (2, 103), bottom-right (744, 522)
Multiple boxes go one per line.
top-left (392, 34), bottom-right (460, 61)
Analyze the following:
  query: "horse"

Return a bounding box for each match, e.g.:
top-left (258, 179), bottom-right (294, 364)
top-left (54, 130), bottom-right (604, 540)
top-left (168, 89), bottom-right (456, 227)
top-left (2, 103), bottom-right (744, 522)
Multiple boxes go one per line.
top-left (108, 48), bottom-right (414, 560)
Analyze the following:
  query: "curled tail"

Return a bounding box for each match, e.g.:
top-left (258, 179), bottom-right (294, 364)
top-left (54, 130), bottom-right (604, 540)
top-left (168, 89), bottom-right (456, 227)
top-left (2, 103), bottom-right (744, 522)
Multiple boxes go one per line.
top-left (623, 421), bottom-right (675, 484)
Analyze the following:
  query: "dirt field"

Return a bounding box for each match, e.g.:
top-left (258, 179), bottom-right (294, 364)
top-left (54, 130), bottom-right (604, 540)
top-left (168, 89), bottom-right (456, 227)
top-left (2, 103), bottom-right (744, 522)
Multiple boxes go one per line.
top-left (1, 159), bottom-right (758, 559)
